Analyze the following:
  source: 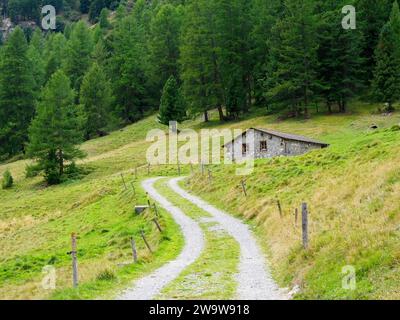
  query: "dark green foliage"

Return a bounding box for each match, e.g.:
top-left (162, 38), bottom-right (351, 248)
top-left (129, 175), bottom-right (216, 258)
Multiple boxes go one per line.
top-left (149, 3), bottom-right (182, 98)
top-left (265, 0), bottom-right (320, 116)
top-left (372, 1), bottom-right (400, 110)
top-left (27, 70), bottom-right (85, 185)
top-left (108, 0), bottom-right (152, 123)
top-left (99, 8), bottom-right (111, 29)
top-left (0, 27), bottom-right (35, 158)
top-left (158, 76), bottom-right (186, 125)
top-left (89, 0), bottom-right (106, 23)
top-left (63, 21), bottom-right (93, 93)
top-left (316, 0), bottom-right (365, 113)
top-left (0, 0), bottom-right (399, 163)
top-left (80, 63), bottom-right (114, 138)
top-left (2, 169), bottom-right (13, 189)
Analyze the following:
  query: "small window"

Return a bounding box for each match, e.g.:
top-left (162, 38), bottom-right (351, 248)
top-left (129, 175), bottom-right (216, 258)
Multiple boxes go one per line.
top-left (242, 143), bottom-right (248, 155)
top-left (260, 141), bottom-right (267, 151)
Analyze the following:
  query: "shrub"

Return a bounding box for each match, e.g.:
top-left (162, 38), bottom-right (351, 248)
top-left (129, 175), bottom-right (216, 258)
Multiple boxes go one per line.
top-left (25, 163), bottom-right (42, 178)
top-left (96, 269), bottom-right (116, 281)
top-left (2, 169), bottom-right (13, 189)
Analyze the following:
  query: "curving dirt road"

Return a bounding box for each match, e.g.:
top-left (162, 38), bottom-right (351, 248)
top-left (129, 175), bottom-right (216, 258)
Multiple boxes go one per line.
top-left (118, 177), bottom-right (286, 300)
top-left (169, 177), bottom-right (286, 300)
top-left (118, 177), bottom-right (205, 300)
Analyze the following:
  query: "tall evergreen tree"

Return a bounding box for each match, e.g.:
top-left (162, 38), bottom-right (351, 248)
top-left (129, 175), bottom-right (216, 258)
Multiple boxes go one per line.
top-left (149, 3), bottom-right (182, 97)
top-left (372, 1), bottom-right (400, 111)
top-left (108, 0), bottom-right (152, 123)
top-left (0, 26), bottom-right (35, 158)
top-left (80, 63), bottom-right (114, 138)
top-left (27, 28), bottom-right (45, 95)
top-left (265, 0), bottom-right (320, 116)
top-left (249, 0), bottom-right (282, 107)
top-left (316, 0), bottom-right (365, 113)
top-left (158, 76), bottom-right (186, 125)
top-left (27, 70), bottom-right (85, 185)
top-left (63, 21), bottom-right (93, 93)
top-left (180, 0), bottom-right (225, 122)
top-left (44, 33), bottom-right (67, 83)
top-left (356, 0), bottom-right (392, 81)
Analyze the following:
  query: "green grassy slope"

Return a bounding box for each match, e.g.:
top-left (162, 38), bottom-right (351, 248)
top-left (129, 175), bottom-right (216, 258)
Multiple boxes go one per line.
top-left (1, 102), bottom-right (400, 299)
top-left (186, 104), bottom-right (400, 299)
top-left (0, 116), bottom-right (185, 299)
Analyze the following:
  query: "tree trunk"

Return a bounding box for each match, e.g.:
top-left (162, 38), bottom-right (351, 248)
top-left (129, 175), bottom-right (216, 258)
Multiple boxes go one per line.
top-left (58, 149), bottom-right (64, 176)
top-left (217, 105), bottom-right (225, 122)
top-left (204, 110), bottom-right (209, 122)
top-left (327, 100), bottom-right (332, 114)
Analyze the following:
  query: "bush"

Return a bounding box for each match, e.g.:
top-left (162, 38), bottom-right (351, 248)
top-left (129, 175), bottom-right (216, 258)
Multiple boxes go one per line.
top-left (2, 169), bottom-right (13, 189)
top-left (96, 269), bottom-right (116, 281)
top-left (25, 163), bottom-right (42, 178)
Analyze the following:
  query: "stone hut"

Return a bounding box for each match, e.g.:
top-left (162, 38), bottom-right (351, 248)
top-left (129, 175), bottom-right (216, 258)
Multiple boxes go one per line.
top-left (224, 128), bottom-right (329, 162)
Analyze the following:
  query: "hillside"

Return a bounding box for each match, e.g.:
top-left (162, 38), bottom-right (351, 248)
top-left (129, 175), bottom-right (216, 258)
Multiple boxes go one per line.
top-left (1, 102), bottom-right (400, 299)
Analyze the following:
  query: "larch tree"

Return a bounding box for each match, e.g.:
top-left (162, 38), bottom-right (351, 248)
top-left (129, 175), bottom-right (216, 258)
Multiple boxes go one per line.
top-left (63, 21), bottom-right (93, 93)
top-left (0, 26), bottom-right (35, 158)
top-left (372, 0), bottom-right (400, 111)
top-left (27, 70), bottom-right (85, 185)
top-left (265, 0), bottom-right (320, 117)
top-left (80, 63), bottom-right (114, 139)
top-left (158, 75), bottom-right (186, 125)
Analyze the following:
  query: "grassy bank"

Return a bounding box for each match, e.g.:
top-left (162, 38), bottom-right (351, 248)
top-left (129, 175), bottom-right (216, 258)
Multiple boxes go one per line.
top-left (186, 105), bottom-right (400, 299)
top-left (0, 116), bottom-right (185, 299)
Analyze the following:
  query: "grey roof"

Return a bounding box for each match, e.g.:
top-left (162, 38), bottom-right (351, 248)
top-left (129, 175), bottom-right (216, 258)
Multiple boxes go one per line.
top-left (224, 128), bottom-right (329, 147)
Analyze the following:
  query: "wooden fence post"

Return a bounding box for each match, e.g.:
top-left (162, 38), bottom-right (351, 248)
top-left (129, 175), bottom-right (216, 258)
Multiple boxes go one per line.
top-left (134, 167), bottom-right (138, 179)
top-left (130, 182), bottom-right (136, 195)
top-left (177, 161), bottom-right (181, 176)
top-left (152, 218), bottom-right (162, 232)
top-left (294, 208), bottom-right (298, 227)
top-left (130, 237), bottom-right (138, 263)
top-left (120, 173), bottom-right (127, 190)
top-left (241, 179), bottom-right (247, 197)
top-left (71, 233), bottom-right (78, 288)
top-left (201, 162), bottom-right (204, 175)
top-left (153, 203), bottom-right (159, 217)
top-left (302, 203), bottom-right (308, 249)
top-left (277, 200), bottom-right (283, 218)
top-left (140, 230), bottom-right (153, 253)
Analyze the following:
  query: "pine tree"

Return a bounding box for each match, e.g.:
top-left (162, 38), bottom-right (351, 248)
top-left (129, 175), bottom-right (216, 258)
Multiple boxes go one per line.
top-left (44, 33), bottom-right (67, 83)
top-left (63, 21), bottom-right (93, 93)
top-left (215, 0), bottom-right (252, 119)
top-left (27, 70), bottom-right (85, 185)
top-left (149, 3), bottom-right (182, 97)
top-left (372, 1), bottom-right (400, 111)
top-left (356, 0), bottom-right (392, 80)
top-left (265, 0), bottom-right (320, 116)
top-left (316, 0), bottom-right (365, 113)
top-left (89, 0), bottom-right (106, 23)
top-left (108, 0), bottom-right (152, 123)
top-left (249, 0), bottom-right (282, 107)
top-left (158, 76), bottom-right (186, 125)
top-left (180, 0), bottom-right (225, 122)
top-left (80, 63), bottom-right (114, 138)
top-left (99, 8), bottom-right (111, 30)
top-left (27, 29), bottom-right (45, 95)
top-left (0, 26), bottom-right (35, 159)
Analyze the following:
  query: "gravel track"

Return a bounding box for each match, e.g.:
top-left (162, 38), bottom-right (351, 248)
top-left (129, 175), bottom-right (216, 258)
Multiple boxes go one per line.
top-left (117, 177), bottom-right (204, 300)
top-left (118, 177), bottom-right (286, 300)
top-left (169, 177), bottom-right (286, 300)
